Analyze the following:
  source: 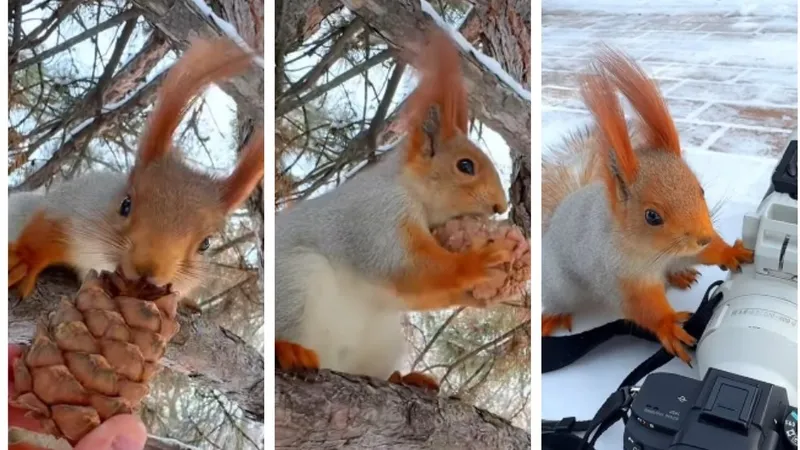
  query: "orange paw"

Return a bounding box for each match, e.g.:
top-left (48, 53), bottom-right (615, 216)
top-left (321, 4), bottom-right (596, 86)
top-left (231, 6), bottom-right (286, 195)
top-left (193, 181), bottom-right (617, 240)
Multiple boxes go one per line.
top-left (542, 313), bottom-right (573, 336)
top-left (9, 212), bottom-right (69, 298)
top-left (718, 239), bottom-right (754, 272)
top-left (388, 371), bottom-right (439, 392)
top-left (653, 311), bottom-right (696, 364)
top-left (275, 340), bottom-right (320, 371)
top-left (9, 243), bottom-right (32, 295)
top-left (667, 269), bottom-right (700, 290)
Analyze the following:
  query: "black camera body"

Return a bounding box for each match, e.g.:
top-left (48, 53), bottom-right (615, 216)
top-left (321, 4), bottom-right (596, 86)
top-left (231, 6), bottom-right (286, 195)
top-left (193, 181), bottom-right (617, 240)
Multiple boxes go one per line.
top-left (623, 368), bottom-right (797, 450)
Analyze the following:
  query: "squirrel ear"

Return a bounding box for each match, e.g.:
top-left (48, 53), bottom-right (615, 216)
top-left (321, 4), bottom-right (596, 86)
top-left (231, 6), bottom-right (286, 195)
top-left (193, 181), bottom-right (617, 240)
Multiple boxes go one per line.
top-left (136, 38), bottom-right (254, 169)
top-left (220, 128), bottom-right (264, 213)
top-left (596, 47), bottom-right (681, 155)
top-left (579, 70), bottom-right (638, 205)
top-left (404, 29), bottom-right (469, 162)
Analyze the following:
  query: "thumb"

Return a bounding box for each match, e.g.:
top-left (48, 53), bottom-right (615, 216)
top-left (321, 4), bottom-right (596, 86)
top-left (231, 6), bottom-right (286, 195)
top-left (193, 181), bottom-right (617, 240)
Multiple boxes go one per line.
top-left (73, 415), bottom-right (147, 450)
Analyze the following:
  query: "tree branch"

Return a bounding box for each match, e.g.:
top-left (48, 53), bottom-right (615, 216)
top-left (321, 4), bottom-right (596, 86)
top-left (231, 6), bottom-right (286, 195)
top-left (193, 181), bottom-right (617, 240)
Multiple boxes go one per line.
top-left (276, 369), bottom-right (530, 449)
top-left (8, 269), bottom-right (265, 422)
top-left (11, 8), bottom-right (142, 73)
top-left (341, 0), bottom-right (531, 155)
top-left (132, 0), bottom-right (264, 122)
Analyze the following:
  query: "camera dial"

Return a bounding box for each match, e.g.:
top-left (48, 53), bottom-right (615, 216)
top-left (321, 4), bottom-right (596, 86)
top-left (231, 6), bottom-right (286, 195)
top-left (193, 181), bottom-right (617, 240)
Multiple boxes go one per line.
top-left (783, 407), bottom-right (798, 448)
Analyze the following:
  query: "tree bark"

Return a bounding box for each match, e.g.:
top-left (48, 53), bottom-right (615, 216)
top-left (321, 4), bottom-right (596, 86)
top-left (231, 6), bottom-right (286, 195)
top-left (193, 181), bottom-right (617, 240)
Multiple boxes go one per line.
top-left (132, 0), bottom-right (264, 122)
top-left (340, 0), bottom-right (531, 157)
top-left (276, 370), bottom-right (530, 449)
top-left (469, 0), bottom-right (531, 237)
top-left (8, 269), bottom-right (265, 422)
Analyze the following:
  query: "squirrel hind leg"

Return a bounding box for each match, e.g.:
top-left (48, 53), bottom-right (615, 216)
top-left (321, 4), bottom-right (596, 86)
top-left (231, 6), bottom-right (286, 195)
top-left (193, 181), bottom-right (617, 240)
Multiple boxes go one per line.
top-left (275, 340), bottom-right (320, 371)
top-left (9, 212), bottom-right (70, 298)
top-left (388, 371), bottom-right (440, 393)
top-left (542, 313), bottom-right (573, 336)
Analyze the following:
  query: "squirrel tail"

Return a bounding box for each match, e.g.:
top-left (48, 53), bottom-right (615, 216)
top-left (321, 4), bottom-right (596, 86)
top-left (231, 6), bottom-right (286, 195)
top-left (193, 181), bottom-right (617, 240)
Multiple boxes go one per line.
top-left (137, 38), bottom-right (255, 168)
top-left (403, 28), bottom-right (469, 159)
top-left (542, 127), bottom-right (603, 231)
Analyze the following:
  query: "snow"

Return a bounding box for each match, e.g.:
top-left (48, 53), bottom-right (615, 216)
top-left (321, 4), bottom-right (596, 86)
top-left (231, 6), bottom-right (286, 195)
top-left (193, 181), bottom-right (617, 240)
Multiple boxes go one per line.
top-left (542, 1), bottom-right (796, 448)
top-left (188, 0), bottom-right (264, 68)
top-left (420, 0), bottom-right (532, 103)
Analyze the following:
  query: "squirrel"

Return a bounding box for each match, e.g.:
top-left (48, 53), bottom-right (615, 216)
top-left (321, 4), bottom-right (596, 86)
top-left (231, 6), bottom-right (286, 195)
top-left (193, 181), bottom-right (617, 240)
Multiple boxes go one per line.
top-left (541, 47), bottom-right (754, 364)
top-left (274, 29), bottom-right (515, 390)
top-left (8, 38), bottom-right (265, 304)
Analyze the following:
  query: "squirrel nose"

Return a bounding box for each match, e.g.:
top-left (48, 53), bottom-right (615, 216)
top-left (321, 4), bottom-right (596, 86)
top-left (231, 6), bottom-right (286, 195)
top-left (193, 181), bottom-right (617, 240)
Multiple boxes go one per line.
top-left (493, 202), bottom-right (507, 215)
top-left (134, 262), bottom-right (157, 279)
top-left (697, 237), bottom-right (712, 247)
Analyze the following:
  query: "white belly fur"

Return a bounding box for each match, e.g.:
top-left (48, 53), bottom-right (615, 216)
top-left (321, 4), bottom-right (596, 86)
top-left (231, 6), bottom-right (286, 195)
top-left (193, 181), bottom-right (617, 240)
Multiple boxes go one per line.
top-left (295, 253), bottom-right (406, 379)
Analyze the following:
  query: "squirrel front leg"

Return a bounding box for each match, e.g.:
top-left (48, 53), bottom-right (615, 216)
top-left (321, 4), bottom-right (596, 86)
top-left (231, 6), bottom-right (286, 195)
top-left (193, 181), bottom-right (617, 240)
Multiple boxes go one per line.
top-left (9, 211), bottom-right (70, 298)
top-left (694, 233), bottom-right (754, 271)
top-left (393, 220), bottom-right (513, 310)
top-left (620, 279), bottom-right (696, 364)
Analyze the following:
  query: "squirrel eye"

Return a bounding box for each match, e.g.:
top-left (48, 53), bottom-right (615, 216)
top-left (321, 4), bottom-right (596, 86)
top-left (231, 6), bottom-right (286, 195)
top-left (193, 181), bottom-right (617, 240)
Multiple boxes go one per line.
top-left (645, 209), bottom-right (663, 226)
top-left (456, 158), bottom-right (475, 175)
top-left (119, 196), bottom-right (132, 217)
top-left (198, 237), bottom-right (211, 253)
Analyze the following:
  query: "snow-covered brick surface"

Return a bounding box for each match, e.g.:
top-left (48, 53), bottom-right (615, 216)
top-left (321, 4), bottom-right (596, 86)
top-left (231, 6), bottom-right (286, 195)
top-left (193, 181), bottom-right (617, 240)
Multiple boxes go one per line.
top-left (541, 1), bottom-right (796, 448)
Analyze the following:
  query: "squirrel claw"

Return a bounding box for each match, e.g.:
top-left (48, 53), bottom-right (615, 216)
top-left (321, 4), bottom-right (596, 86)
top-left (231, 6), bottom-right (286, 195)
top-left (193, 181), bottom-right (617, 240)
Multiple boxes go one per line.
top-left (276, 340), bottom-right (320, 371)
top-left (388, 371), bottom-right (439, 392)
top-left (667, 269), bottom-right (700, 290)
top-left (719, 239), bottom-right (754, 272)
top-left (542, 313), bottom-right (573, 336)
top-left (655, 311), bottom-right (695, 365)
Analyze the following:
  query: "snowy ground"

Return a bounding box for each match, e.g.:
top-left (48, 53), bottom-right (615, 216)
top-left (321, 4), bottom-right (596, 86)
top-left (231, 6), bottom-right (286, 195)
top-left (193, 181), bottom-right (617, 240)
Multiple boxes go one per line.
top-left (541, 1), bottom-right (797, 448)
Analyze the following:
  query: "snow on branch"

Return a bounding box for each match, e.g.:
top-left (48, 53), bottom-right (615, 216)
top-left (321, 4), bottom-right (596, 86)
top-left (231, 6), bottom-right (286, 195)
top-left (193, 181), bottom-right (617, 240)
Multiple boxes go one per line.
top-left (420, 0), bottom-right (531, 102)
top-left (187, 0), bottom-right (265, 68)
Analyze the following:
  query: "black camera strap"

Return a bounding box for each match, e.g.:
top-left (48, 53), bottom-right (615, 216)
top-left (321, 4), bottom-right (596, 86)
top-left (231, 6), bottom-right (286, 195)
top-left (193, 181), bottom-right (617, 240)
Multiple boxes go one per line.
top-left (541, 280), bottom-right (726, 450)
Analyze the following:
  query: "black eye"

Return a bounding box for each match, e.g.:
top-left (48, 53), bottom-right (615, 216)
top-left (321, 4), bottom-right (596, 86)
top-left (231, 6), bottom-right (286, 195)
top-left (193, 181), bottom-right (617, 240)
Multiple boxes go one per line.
top-left (645, 209), bottom-right (663, 226)
top-left (456, 159), bottom-right (475, 175)
top-left (119, 196), bottom-right (132, 217)
top-left (198, 237), bottom-right (211, 253)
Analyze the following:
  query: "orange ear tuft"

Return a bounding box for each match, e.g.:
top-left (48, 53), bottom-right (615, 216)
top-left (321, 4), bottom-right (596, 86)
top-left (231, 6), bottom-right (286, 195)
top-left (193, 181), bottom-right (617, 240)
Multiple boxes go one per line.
top-left (579, 70), bottom-right (638, 198)
top-left (403, 28), bottom-right (469, 159)
top-left (136, 38), bottom-right (255, 169)
top-left (221, 127), bottom-right (264, 213)
top-left (595, 47), bottom-right (681, 155)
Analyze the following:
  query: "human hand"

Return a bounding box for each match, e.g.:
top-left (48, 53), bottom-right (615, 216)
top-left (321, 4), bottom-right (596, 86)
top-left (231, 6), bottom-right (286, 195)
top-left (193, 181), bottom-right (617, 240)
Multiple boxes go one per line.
top-left (9, 344), bottom-right (148, 450)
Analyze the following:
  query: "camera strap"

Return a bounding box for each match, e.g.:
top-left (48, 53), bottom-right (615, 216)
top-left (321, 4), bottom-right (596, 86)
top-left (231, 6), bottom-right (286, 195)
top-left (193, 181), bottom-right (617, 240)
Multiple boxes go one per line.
top-left (541, 280), bottom-right (726, 450)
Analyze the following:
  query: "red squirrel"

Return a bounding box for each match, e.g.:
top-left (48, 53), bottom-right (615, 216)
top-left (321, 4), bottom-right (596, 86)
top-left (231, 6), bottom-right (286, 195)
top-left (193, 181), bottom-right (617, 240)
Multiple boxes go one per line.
top-left (541, 48), bottom-right (754, 364)
top-left (9, 38), bottom-right (264, 302)
top-left (274, 29), bottom-right (517, 390)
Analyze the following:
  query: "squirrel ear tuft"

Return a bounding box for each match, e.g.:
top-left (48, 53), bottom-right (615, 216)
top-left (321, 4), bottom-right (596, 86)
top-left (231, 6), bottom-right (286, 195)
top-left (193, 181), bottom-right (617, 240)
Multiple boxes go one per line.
top-left (135, 38), bottom-right (254, 170)
top-left (595, 47), bottom-right (681, 155)
top-left (579, 70), bottom-right (638, 204)
top-left (220, 128), bottom-right (264, 213)
top-left (404, 29), bottom-right (469, 161)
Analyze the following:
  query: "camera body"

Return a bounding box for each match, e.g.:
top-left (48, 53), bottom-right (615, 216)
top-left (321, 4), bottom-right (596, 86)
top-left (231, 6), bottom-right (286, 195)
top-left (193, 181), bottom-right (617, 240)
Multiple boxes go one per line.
top-left (623, 133), bottom-right (798, 450)
top-left (623, 369), bottom-right (796, 450)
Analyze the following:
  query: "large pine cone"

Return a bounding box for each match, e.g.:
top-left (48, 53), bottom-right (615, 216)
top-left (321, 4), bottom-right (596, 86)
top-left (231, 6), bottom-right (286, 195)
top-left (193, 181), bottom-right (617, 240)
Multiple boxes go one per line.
top-left (432, 216), bottom-right (531, 305)
top-left (10, 269), bottom-right (180, 444)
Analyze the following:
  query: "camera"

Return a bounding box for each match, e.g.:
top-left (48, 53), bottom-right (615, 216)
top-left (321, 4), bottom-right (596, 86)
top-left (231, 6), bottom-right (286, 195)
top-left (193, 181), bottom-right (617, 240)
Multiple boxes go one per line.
top-left (623, 132), bottom-right (798, 450)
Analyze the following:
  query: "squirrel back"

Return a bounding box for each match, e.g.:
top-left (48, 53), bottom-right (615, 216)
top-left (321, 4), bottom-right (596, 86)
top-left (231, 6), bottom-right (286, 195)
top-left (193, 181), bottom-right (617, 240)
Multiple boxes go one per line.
top-left (275, 30), bottom-right (512, 380)
top-left (9, 38), bottom-right (264, 298)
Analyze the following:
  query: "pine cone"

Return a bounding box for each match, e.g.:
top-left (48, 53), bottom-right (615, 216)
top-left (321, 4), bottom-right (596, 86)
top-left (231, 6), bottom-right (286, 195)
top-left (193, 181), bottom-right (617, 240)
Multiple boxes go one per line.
top-left (10, 268), bottom-right (180, 444)
top-left (432, 216), bottom-right (531, 305)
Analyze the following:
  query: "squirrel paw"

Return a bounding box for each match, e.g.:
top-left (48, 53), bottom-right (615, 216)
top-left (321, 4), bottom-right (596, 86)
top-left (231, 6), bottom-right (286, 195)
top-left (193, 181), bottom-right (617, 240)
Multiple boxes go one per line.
top-left (654, 311), bottom-right (696, 365)
top-left (542, 314), bottom-right (573, 336)
top-left (9, 243), bottom-right (36, 298)
top-left (667, 269), bottom-right (700, 290)
top-left (388, 371), bottom-right (440, 392)
top-left (461, 239), bottom-right (515, 285)
top-left (275, 340), bottom-right (320, 371)
top-left (717, 239), bottom-right (754, 272)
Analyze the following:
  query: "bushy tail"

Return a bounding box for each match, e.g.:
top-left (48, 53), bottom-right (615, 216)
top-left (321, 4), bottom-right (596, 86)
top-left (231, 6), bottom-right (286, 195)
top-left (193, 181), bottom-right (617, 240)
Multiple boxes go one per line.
top-left (541, 128), bottom-right (603, 232)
